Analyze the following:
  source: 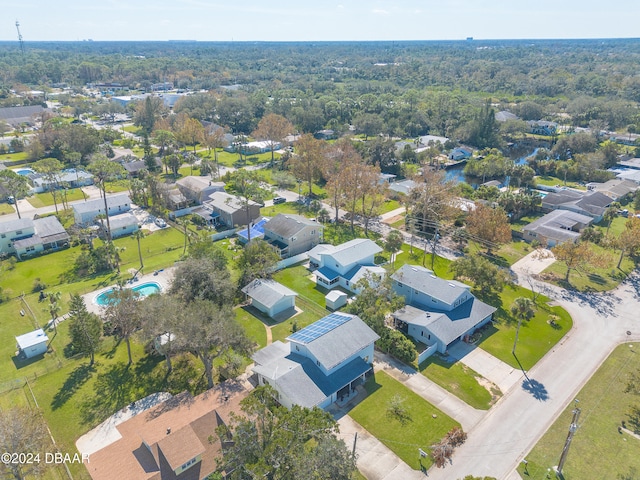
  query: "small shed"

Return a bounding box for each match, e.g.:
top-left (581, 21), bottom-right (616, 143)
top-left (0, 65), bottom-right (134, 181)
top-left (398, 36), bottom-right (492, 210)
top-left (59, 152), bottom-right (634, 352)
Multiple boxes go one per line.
top-left (241, 279), bottom-right (297, 319)
top-left (16, 329), bottom-right (48, 359)
top-left (325, 290), bottom-right (348, 310)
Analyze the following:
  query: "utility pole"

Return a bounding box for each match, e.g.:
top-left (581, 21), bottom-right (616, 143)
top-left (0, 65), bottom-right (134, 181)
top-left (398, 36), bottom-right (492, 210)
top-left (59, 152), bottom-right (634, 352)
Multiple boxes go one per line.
top-left (15, 20), bottom-right (25, 58)
top-left (556, 401), bottom-right (581, 476)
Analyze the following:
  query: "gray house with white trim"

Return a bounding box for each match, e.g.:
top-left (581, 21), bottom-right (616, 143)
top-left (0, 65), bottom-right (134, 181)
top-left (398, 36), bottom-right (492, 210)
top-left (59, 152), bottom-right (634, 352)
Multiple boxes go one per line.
top-left (251, 313), bottom-right (379, 409)
top-left (263, 214), bottom-right (323, 258)
top-left (391, 265), bottom-right (496, 357)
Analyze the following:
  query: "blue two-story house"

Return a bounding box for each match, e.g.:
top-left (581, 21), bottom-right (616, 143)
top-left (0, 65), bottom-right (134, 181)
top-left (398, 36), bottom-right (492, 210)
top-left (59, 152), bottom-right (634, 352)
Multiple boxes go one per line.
top-left (251, 312), bottom-right (379, 409)
top-left (391, 265), bottom-right (496, 359)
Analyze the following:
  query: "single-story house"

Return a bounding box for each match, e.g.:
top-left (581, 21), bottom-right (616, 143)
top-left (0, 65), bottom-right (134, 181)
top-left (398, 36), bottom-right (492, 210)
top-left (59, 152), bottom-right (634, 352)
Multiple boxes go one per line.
top-left (97, 212), bottom-right (139, 239)
top-left (388, 179), bottom-right (416, 196)
top-left (16, 329), bottom-right (48, 358)
top-left (615, 169), bottom-right (640, 185)
top-left (495, 111), bottom-right (519, 122)
top-left (522, 210), bottom-right (593, 247)
top-left (241, 279), bottom-right (297, 318)
top-left (391, 265), bottom-right (496, 357)
top-left (449, 147), bottom-right (473, 161)
top-left (251, 312), bottom-right (379, 409)
top-left (308, 239), bottom-right (385, 293)
top-left (528, 120), bottom-right (558, 136)
top-left (616, 157), bottom-right (640, 170)
top-left (263, 214), bottom-right (323, 258)
top-left (0, 105), bottom-right (48, 127)
top-left (176, 176), bottom-right (225, 205)
top-left (586, 179), bottom-right (638, 201)
top-left (314, 130), bottom-right (336, 140)
top-left (541, 190), bottom-right (611, 222)
top-left (418, 135), bottom-right (449, 147)
top-left (73, 193), bottom-right (132, 226)
top-left (0, 216), bottom-right (70, 260)
top-left (28, 168), bottom-right (94, 193)
top-left (83, 385), bottom-right (248, 480)
top-left (325, 290), bottom-right (348, 310)
top-left (224, 141), bottom-right (281, 155)
top-left (196, 191), bottom-right (261, 229)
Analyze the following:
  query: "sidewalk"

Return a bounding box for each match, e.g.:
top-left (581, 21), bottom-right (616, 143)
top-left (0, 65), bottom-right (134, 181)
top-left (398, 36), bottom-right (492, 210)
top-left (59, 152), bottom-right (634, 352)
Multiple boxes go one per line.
top-left (374, 351), bottom-right (485, 432)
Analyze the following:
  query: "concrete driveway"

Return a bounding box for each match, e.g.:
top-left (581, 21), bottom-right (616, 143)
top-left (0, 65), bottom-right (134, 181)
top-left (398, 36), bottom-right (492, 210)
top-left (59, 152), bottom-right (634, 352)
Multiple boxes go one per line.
top-left (511, 248), bottom-right (556, 277)
top-left (447, 342), bottom-right (524, 394)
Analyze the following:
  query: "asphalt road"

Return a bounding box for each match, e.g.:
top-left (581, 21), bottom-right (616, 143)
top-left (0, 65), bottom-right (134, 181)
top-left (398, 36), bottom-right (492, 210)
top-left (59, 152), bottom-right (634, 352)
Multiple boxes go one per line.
top-left (426, 272), bottom-right (640, 480)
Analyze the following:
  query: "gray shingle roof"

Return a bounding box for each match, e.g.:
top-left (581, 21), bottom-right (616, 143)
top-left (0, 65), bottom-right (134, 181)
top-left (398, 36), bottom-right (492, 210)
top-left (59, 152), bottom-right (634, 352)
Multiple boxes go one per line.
top-left (523, 210), bottom-right (592, 242)
top-left (98, 212), bottom-right (138, 229)
top-left (287, 314), bottom-right (379, 370)
top-left (393, 298), bottom-right (496, 346)
top-left (206, 191), bottom-right (259, 214)
top-left (0, 217), bottom-right (32, 235)
top-left (33, 216), bottom-right (67, 238)
top-left (241, 279), bottom-right (297, 308)
top-left (392, 264), bottom-right (470, 305)
top-left (264, 214), bottom-right (319, 238)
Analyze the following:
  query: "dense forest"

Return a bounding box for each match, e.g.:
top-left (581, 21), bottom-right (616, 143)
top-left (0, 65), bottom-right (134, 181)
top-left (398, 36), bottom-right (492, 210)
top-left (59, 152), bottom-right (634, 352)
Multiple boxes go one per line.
top-left (1, 39), bottom-right (640, 139)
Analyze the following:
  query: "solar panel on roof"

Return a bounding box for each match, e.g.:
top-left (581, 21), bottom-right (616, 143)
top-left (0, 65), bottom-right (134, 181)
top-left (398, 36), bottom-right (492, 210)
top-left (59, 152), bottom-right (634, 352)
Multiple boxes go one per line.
top-left (288, 313), bottom-right (352, 344)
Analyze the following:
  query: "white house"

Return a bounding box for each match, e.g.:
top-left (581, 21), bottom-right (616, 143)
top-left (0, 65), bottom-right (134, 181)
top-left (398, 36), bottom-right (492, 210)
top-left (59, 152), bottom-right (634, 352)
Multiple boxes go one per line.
top-left (16, 329), bottom-right (49, 358)
top-left (391, 265), bottom-right (496, 358)
top-left (251, 313), bottom-right (379, 409)
top-left (97, 212), bottom-right (139, 239)
top-left (73, 193), bottom-right (132, 226)
top-left (29, 168), bottom-right (94, 193)
top-left (0, 216), bottom-right (70, 260)
top-left (241, 279), bottom-right (297, 319)
top-left (308, 239), bottom-right (385, 293)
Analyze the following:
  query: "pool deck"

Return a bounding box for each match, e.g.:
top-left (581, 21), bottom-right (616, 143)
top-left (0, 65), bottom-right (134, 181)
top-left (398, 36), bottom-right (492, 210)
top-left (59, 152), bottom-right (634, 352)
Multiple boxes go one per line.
top-left (83, 267), bottom-right (175, 315)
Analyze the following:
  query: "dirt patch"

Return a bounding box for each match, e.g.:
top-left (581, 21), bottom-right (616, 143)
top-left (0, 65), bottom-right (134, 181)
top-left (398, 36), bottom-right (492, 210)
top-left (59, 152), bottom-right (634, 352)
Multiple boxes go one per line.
top-left (382, 214), bottom-right (405, 225)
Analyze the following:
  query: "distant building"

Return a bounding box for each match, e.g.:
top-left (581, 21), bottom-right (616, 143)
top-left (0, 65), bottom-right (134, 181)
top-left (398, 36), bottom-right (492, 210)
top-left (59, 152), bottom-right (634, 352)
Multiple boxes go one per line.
top-left (528, 120), bottom-right (558, 136)
top-left (251, 313), bottom-right (378, 409)
top-left (495, 111), bottom-right (519, 122)
top-left (28, 168), bottom-right (94, 193)
top-left (0, 105), bottom-right (48, 127)
top-left (586, 179), bottom-right (638, 202)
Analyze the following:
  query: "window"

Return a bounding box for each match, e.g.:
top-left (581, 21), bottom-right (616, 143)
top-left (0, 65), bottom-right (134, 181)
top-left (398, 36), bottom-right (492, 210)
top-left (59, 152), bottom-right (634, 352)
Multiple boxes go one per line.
top-left (16, 230), bottom-right (22, 235)
top-left (311, 230), bottom-right (315, 235)
top-left (432, 298), bottom-right (437, 303)
top-left (26, 246), bottom-right (35, 252)
top-left (316, 360), bottom-right (321, 367)
top-left (295, 345), bottom-right (300, 351)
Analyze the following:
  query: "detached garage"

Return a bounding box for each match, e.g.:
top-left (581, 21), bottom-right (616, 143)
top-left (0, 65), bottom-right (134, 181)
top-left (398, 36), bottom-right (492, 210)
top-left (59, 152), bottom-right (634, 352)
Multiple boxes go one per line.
top-left (16, 329), bottom-right (49, 359)
top-left (242, 279), bottom-right (297, 319)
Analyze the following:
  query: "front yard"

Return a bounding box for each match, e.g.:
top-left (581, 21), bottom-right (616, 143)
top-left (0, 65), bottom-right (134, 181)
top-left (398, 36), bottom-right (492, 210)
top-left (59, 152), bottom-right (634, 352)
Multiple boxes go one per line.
top-left (349, 370), bottom-right (460, 471)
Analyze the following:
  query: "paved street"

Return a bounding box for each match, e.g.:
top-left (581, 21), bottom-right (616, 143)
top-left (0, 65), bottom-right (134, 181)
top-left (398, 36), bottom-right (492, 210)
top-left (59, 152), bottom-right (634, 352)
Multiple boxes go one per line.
top-left (425, 272), bottom-right (640, 480)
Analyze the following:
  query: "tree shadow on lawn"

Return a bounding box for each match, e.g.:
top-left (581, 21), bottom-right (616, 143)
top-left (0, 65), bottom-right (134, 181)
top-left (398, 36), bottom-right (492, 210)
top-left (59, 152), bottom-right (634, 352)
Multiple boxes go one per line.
top-left (80, 362), bottom-right (138, 426)
top-left (51, 363), bottom-right (95, 410)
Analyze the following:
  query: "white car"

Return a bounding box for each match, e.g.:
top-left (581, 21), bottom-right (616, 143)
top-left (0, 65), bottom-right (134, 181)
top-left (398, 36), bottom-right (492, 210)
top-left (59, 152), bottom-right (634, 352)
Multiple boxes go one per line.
top-left (154, 218), bottom-right (167, 228)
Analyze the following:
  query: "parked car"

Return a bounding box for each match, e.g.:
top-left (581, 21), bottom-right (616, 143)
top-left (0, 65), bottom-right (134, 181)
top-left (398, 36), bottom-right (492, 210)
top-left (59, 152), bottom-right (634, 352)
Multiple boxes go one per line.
top-left (273, 196), bottom-right (286, 204)
top-left (154, 217), bottom-right (167, 228)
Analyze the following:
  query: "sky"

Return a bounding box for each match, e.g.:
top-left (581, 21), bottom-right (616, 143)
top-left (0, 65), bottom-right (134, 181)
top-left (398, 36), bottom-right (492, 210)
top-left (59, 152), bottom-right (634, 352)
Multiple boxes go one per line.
top-left (3, 0), bottom-right (640, 42)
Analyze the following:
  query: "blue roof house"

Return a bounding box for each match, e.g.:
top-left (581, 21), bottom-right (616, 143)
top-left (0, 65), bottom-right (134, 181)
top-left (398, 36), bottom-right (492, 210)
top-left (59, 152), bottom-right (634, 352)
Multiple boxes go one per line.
top-left (251, 313), bottom-right (379, 409)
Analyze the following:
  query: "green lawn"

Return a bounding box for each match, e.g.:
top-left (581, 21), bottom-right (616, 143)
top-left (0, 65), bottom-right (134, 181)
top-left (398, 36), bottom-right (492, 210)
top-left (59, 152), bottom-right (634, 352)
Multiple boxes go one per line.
top-left (261, 202), bottom-right (316, 218)
top-left (419, 354), bottom-right (497, 409)
top-left (272, 264), bottom-right (334, 306)
top-left (476, 285), bottom-right (572, 370)
top-left (27, 189), bottom-right (87, 208)
top-left (104, 179), bottom-right (131, 194)
top-left (520, 343), bottom-right (640, 480)
top-left (535, 175), bottom-right (586, 190)
top-left (121, 125), bottom-right (142, 134)
top-left (270, 297), bottom-right (327, 343)
top-left (0, 151), bottom-right (30, 162)
top-left (234, 306), bottom-right (269, 349)
top-left (541, 242), bottom-right (634, 292)
top-left (349, 370), bottom-right (460, 470)
top-left (378, 199), bottom-right (403, 214)
top-left (0, 203), bottom-right (15, 215)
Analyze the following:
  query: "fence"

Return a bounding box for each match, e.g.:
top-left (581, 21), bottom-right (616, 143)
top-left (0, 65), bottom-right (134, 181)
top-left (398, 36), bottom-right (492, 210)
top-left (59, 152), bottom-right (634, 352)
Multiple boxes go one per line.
top-left (169, 206), bottom-right (197, 219)
top-left (417, 344), bottom-right (439, 364)
top-left (210, 228), bottom-right (238, 241)
top-left (275, 253), bottom-right (309, 271)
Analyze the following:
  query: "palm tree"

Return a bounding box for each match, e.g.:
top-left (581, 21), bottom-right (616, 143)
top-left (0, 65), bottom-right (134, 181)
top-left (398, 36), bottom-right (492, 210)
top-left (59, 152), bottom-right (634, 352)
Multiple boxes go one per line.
top-left (45, 291), bottom-right (62, 341)
top-left (604, 202), bottom-right (621, 236)
top-left (133, 230), bottom-right (145, 273)
top-left (177, 217), bottom-right (191, 255)
top-left (511, 297), bottom-right (535, 356)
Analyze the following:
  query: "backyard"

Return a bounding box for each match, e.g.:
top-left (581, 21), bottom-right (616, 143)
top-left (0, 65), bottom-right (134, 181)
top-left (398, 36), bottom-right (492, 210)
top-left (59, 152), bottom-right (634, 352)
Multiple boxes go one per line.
top-left (520, 343), bottom-right (640, 479)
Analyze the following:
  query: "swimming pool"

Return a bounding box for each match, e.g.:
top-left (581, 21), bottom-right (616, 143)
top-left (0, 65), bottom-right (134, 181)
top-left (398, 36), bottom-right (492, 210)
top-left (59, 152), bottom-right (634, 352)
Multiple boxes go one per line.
top-left (95, 282), bottom-right (161, 306)
top-left (14, 168), bottom-right (35, 176)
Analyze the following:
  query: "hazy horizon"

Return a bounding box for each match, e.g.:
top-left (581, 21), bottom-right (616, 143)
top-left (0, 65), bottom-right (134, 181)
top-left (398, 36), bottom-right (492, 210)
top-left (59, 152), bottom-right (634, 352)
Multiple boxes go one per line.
top-left (4, 0), bottom-right (640, 43)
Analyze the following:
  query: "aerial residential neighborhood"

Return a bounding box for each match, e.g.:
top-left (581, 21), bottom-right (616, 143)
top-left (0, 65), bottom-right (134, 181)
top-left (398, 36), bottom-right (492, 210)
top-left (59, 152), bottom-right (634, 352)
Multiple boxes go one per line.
top-left (1, 7), bottom-right (640, 480)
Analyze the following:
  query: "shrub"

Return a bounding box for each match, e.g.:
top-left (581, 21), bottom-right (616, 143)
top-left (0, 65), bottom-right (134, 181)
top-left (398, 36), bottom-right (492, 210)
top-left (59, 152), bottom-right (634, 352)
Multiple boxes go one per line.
top-left (32, 278), bottom-right (47, 293)
top-left (377, 329), bottom-right (417, 364)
